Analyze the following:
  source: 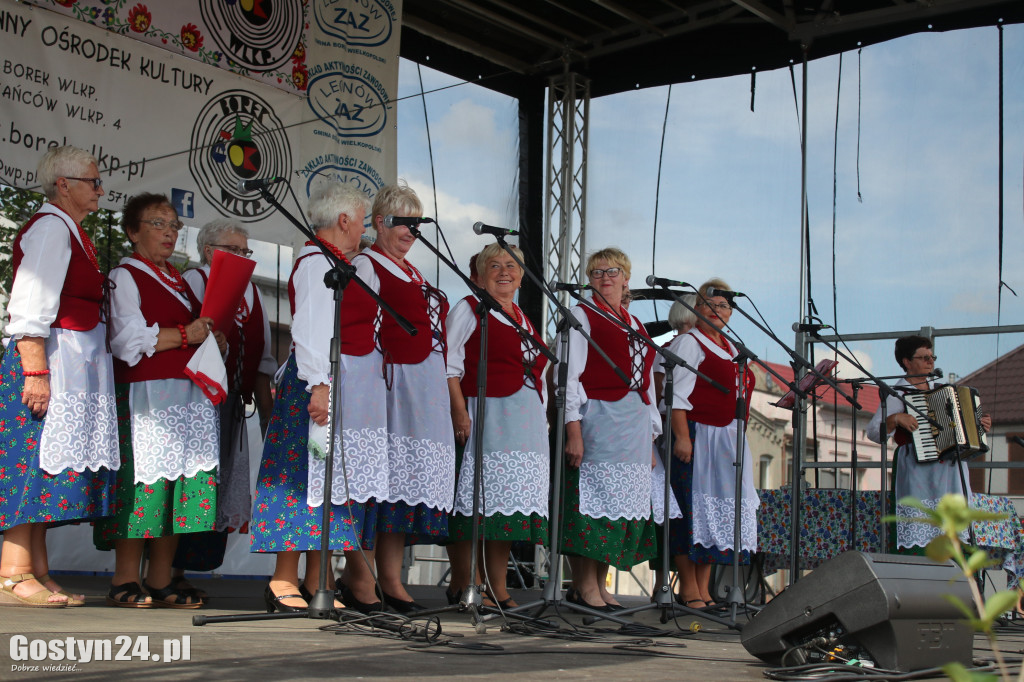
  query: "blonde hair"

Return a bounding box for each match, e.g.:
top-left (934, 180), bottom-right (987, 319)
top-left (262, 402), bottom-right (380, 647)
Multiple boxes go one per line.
top-left (370, 180), bottom-right (422, 231)
top-left (696, 277), bottom-right (730, 306)
top-left (475, 242), bottom-right (524, 279)
top-left (585, 247), bottom-right (631, 281)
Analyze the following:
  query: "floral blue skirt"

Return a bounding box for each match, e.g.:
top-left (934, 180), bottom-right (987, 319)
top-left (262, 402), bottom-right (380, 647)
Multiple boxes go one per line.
top-left (0, 343), bottom-right (115, 530)
top-left (250, 355), bottom-right (367, 553)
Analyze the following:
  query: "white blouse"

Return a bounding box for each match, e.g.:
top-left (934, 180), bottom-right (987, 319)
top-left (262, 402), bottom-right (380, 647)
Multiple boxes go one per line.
top-left (6, 204), bottom-right (82, 339)
top-left (107, 258), bottom-right (193, 366)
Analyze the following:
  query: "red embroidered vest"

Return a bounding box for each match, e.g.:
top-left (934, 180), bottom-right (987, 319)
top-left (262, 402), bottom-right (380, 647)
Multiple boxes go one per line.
top-left (112, 264), bottom-right (201, 383)
top-left (459, 296), bottom-right (548, 399)
top-left (11, 210), bottom-right (104, 331)
top-left (578, 305), bottom-right (654, 404)
top-left (686, 330), bottom-right (755, 427)
top-left (367, 254), bottom-right (448, 365)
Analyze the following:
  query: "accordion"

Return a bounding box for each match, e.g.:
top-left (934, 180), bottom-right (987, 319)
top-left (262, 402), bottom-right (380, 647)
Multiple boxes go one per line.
top-left (903, 385), bottom-right (988, 463)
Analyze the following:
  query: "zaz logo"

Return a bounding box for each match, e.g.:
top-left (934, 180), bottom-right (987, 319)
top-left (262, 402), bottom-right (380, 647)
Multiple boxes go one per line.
top-left (307, 70), bottom-right (388, 137)
top-left (313, 0), bottom-right (393, 47)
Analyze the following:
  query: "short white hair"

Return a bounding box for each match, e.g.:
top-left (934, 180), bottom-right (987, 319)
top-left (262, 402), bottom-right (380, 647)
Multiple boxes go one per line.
top-left (308, 182), bottom-right (371, 229)
top-left (37, 146), bottom-right (98, 200)
top-left (197, 219), bottom-right (248, 265)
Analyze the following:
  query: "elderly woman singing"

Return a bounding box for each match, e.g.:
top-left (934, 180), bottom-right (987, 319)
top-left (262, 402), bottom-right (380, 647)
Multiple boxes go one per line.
top-left (341, 182), bottom-right (455, 614)
top-left (0, 146), bottom-right (119, 608)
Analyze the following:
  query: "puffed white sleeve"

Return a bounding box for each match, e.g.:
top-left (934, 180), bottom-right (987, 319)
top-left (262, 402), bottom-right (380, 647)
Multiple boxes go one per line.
top-left (107, 267), bottom-right (160, 366)
top-left (5, 216), bottom-right (72, 340)
top-left (445, 298), bottom-right (475, 379)
top-left (291, 254), bottom-right (333, 390)
top-left (667, 334), bottom-right (703, 412)
top-left (866, 389), bottom-right (907, 443)
top-left (252, 285), bottom-right (278, 376)
top-left (561, 305), bottom-right (590, 423)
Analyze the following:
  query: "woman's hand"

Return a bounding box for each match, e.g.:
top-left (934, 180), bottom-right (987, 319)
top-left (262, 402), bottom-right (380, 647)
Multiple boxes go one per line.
top-left (981, 414), bottom-right (992, 433)
top-left (308, 383), bottom-right (330, 426)
top-left (565, 421), bottom-right (584, 469)
top-left (184, 316), bottom-right (215, 345)
top-left (16, 337), bottom-right (49, 418)
top-left (673, 435), bottom-right (693, 463)
top-left (888, 412), bottom-right (919, 433)
top-left (451, 407), bottom-right (471, 446)
top-left (22, 375), bottom-right (51, 418)
top-left (213, 330), bottom-right (227, 354)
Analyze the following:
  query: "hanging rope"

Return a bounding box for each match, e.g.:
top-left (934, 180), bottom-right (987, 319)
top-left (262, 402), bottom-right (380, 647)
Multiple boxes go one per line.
top-left (789, 62), bottom-right (818, 322)
top-left (651, 84), bottom-right (672, 323)
top-left (856, 47), bottom-right (864, 203)
top-left (416, 63), bottom-right (442, 282)
top-left (831, 53), bottom-right (842, 331)
top-left (750, 68), bottom-right (756, 112)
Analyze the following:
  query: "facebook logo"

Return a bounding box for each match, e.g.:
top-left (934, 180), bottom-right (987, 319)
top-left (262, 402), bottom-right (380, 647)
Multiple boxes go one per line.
top-left (172, 189), bottom-right (195, 219)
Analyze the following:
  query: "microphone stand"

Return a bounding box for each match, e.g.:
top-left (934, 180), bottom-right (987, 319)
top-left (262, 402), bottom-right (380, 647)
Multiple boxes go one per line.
top-left (718, 301), bottom-right (849, 592)
top-left (400, 224), bottom-right (555, 628)
top-left (477, 272), bottom-right (640, 627)
top-left (194, 185), bottom-right (415, 628)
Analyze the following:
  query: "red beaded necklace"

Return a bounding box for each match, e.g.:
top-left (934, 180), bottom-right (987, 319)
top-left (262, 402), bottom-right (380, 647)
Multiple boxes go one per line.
top-left (503, 303), bottom-right (524, 326)
top-left (371, 243), bottom-right (423, 283)
top-left (593, 296), bottom-right (627, 324)
top-left (74, 221), bottom-right (101, 271)
top-left (131, 252), bottom-right (187, 293)
top-left (305, 239), bottom-right (351, 265)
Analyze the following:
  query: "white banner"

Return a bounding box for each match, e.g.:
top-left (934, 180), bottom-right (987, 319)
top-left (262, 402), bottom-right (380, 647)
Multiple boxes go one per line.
top-left (0, 0), bottom-right (401, 245)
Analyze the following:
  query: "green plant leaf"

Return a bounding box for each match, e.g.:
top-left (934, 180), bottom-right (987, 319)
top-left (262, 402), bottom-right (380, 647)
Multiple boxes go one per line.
top-left (984, 590), bottom-right (1020, 621)
top-left (926, 535), bottom-right (955, 563)
top-left (965, 549), bottom-right (990, 574)
top-left (942, 662), bottom-right (999, 682)
top-left (942, 593), bottom-right (977, 621)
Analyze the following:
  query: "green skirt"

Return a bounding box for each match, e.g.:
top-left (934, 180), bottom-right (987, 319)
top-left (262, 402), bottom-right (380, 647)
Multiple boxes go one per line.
top-left (558, 466), bottom-right (658, 570)
top-left (93, 384), bottom-right (217, 550)
top-left (448, 510), bottom-right (548, 544)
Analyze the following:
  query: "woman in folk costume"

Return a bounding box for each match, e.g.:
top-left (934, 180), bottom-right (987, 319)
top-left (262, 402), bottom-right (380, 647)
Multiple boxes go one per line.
top-left (341, 182), bottom-right (455, 614)
top-left (95, 193), bottom-right (222, 608)
top-left (445, 242), bottom-right (550, 609)
top-left (170, 219), bottom-right (276, 600)
top-left (663, 277), bottom-right (759, 608)
top-left (0, 146), bottom-right (119, 608)
top-left (866, 335), bottom-right (990, 553)
top-left (251, 182), bottom-right (381, 612)
top-left (561, 247), bottom-right (660, 612)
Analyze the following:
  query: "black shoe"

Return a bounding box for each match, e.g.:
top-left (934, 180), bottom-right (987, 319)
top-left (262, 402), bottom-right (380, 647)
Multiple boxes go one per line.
top-left (566, 587), bottom-right (611, 612)
top-left (264, 585), bottom-right (306, 613)
top-left (381, 591), bottom-right (425, 614)
top-left (445, 587), bottom-right (460, 605)
top-left (604, 602), bottom-right (625, 612)
top-left (299, 583), bottom-right (344, 606)
top-left (341, 586), bottom-right (383, 615)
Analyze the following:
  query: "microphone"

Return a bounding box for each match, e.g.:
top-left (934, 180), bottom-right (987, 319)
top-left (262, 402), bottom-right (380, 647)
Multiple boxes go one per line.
top-left (792, 322), bottom-right (833, 333)
top-left (473, 222), bottom-right (519, 237)
top-left (552, 282), bottom-right (591, 292)
top-left (705, 287), bottom-right (745, 299)
top-left (646, 275), bottom-right (691, 288)
top-left (931, 368), bottom-right (944, 379)
top-left (237, 176), bottom-right (286, 192)
top-left (383, 215), bottom-right (434, 228)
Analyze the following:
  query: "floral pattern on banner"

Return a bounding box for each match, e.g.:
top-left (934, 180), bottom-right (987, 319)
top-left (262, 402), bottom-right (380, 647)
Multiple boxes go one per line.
top-left (757, 488), bottom-right (1024, 585)
top-left (28, 0), bottom-right (310, 93)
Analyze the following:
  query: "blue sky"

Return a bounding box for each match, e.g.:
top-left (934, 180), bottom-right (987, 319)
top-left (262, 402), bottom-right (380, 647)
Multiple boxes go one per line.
top-left (384, 24), bottom-right (1024, 385)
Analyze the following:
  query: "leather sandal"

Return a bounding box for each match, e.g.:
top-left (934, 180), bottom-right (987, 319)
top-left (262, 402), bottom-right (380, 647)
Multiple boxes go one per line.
top-left (0, 573), bottom-right (67, 608)
top-left (170, 575), bottom-right (207, 602)
top-left (105, 581), bottom-right (151, 608)
top-left (143, 582), bottom-right (202, 609)
top-left (39, 573), bottom-right (85, 607)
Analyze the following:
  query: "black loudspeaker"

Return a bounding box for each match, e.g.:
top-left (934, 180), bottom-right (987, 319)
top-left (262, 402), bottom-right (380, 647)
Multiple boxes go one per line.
top-left (741, 552), bottom-right (973, 672)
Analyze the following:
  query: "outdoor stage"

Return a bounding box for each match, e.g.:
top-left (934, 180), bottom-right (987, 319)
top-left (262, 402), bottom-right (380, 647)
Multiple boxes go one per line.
top-left (1, 575), bottom-right (1018, 681)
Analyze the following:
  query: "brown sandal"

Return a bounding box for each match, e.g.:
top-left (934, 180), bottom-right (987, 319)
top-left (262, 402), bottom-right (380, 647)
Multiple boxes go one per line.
top-left (39, 573), bottom-right (85, 607)
top-left (0, 573), bottom-right (67, 608)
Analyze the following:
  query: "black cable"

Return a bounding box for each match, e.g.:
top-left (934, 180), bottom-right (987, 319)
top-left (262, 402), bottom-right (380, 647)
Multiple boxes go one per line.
top-left (856, 47), bottom-right (863, 204)
top-left (651, 84), bottom-right (672, 325)
top-left (416, 63), bottom-right (442, 284)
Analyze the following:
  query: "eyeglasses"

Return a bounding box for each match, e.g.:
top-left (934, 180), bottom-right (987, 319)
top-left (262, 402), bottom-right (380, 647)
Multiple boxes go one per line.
top-left (702, 302), bottom-right (732, 312)
top-left (141, 219), bottom-right (184, 231)
top-left (65, 177), bottom-right (103, 190)
top-left (911, 354), bottom-right (937, 362)
top-left (590, 267), bottom-right (622, 279)
top-left (210, 244), bottom-right (254, 258)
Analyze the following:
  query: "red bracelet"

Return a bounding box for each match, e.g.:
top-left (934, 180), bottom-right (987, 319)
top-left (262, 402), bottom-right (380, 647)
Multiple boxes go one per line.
top-left (177, 324), bottom-right (188, 349)
top-left (22, 369), bottom-right (50, 377)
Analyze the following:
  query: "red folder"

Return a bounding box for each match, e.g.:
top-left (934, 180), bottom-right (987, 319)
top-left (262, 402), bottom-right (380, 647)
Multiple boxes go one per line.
top-left (200, 249), bottom-right (256, 332)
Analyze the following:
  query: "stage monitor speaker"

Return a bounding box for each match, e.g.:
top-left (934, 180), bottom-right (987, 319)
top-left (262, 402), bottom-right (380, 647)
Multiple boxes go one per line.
top-left (740, 551), bottom-right (973, 672)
